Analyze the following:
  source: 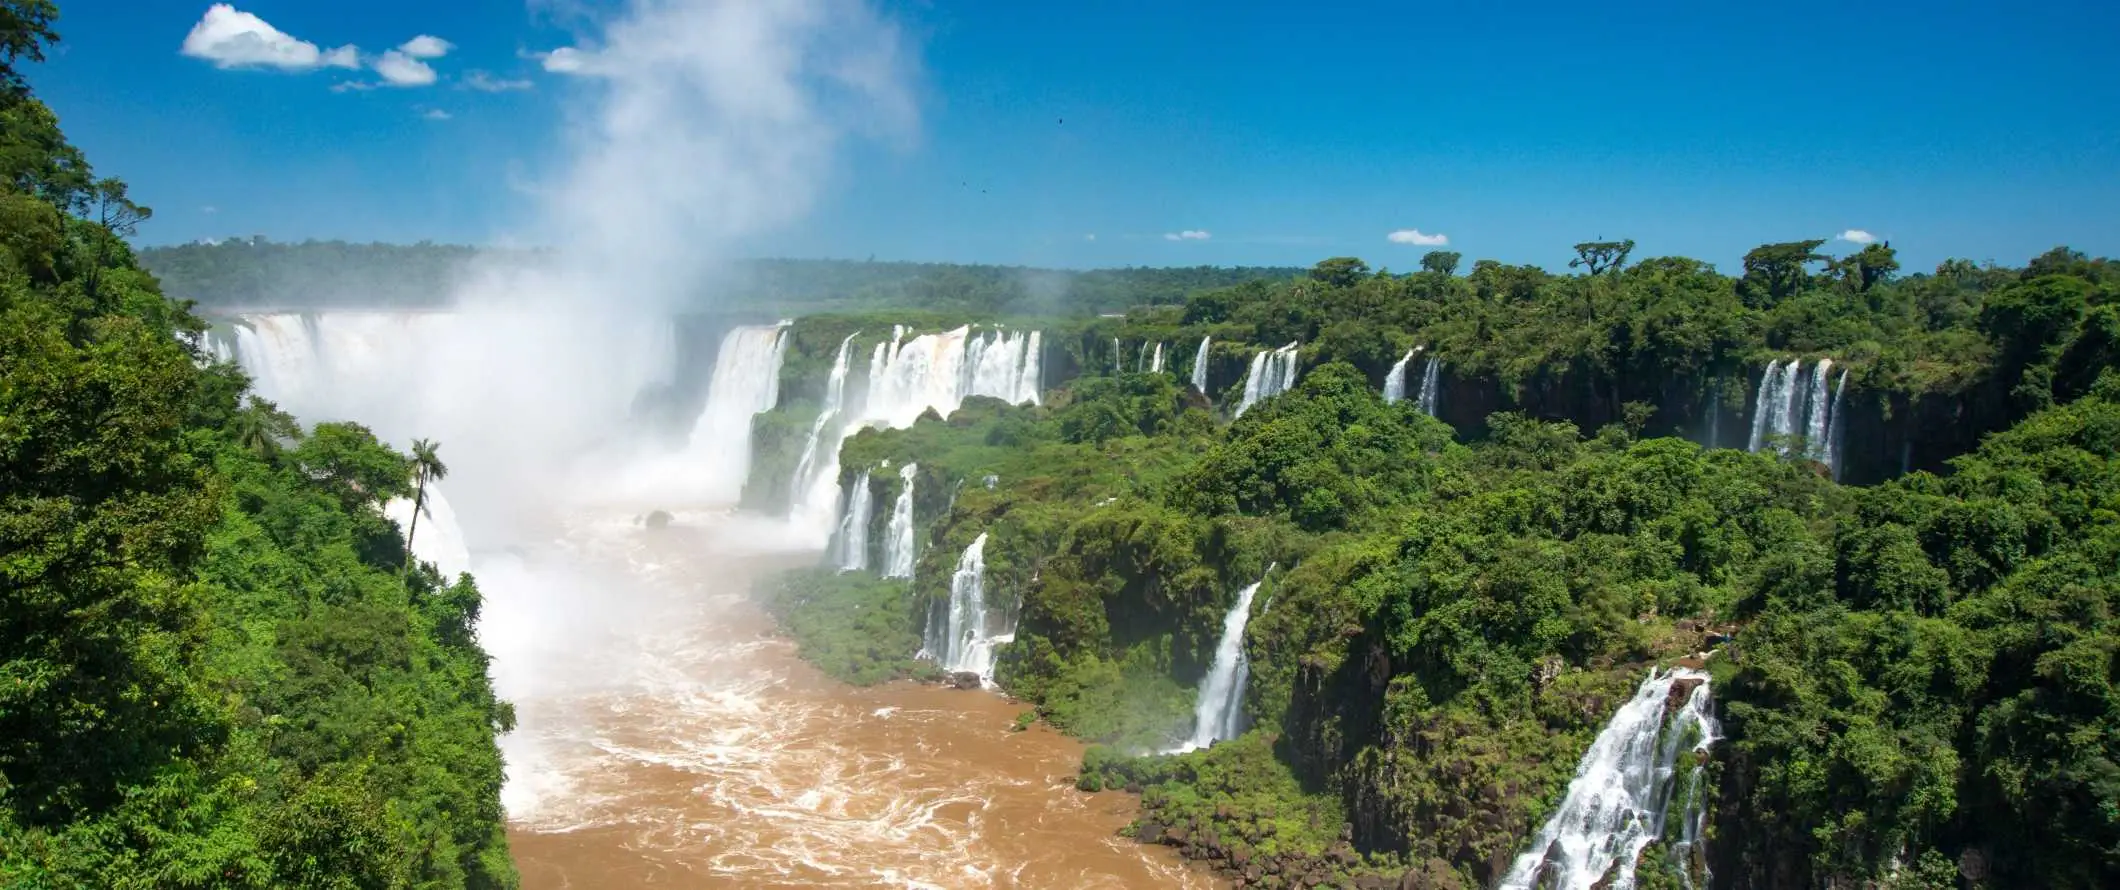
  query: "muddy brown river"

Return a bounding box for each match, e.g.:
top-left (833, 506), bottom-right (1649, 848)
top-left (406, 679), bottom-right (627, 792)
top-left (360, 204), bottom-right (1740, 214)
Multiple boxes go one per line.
top-left (484, 511), bottom-right (1214, 889)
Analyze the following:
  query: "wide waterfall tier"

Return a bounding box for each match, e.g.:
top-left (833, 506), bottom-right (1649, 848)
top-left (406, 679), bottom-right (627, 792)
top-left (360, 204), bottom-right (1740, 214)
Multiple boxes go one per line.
top-left (926, 533), bottom-right (1014, 683)
top-left (1181, 577), bottom-right (1266, 750)
top-left (383, 482), bottom-right (472, 579)
top-left (1149, 342), bottom-right (1166, 373)
top-left (1746, 358), bottom-right (1847, 475)
top-left (1235, 342), bottom-right (1301, 416)
top-left (835, 469), bottom-right (874, 571)
top-left (1499, 667), bottom-right (1721, 890)
top-left (1190, 336), bottom-right (1211, 393)
top-left (881, 464), bottom-right (918, 579)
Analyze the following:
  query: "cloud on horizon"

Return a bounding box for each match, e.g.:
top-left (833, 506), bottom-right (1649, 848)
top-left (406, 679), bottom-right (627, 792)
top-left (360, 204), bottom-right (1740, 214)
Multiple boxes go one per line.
top-left (1387, 228), bottom-right (1449, 246)
top-left (399, 35), bottom-right (453, 59)
top-left (1837, 229), bottom-right (1877, 245)
top-left (375, 49), bottom-right (439, 86)
top-left (181, 4), bottom-right (358, 71)
top-left (538, 47), bottom-right (599, 75)
top-left (1164, 229), bottom-right (1211, 241)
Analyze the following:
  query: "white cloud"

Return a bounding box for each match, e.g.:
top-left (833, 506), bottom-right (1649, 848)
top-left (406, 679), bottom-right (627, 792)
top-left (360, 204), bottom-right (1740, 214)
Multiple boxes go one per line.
top-left (1164, 230), bottom-right (1211, 241)
top-left (1084, 233), bottom-right (1096, 241)
top-left (538, 46), bottom-right (598, 75)
top-left (330, 80), bottom-right (378, 93)
top-left (422, 108), bottom-right (453, 121)
top-left (1387, 229), bottom-right (1449, 246)
top-left (461, 70), bottom-right (534, 92)
top-left (399, 35), bottom-right (453, 59)
top-left (180, 4), bottom-right (359, 71)
top-left (374, 49), bottom-right (438, 87)
top-left (1837, 229), bottom-right (1877, 245)
top-left (200, 205), bottom-right (218, 214)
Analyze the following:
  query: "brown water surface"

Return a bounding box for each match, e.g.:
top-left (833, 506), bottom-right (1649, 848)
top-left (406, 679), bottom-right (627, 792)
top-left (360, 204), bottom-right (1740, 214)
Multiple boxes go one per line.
top-left (497, 512), bottom-right (1213, 889)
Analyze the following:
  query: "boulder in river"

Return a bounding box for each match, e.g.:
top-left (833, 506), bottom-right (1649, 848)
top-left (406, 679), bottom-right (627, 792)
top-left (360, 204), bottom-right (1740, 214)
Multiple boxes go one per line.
top-left (946, 671), bottom-right (982, 690)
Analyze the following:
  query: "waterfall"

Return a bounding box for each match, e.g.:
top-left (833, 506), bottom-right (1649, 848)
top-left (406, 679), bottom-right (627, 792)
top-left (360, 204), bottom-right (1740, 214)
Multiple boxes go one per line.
top-left (1112, 337), bottom-right (1123, 375)
top-left (384, 481), bottom-right (472, 579)
top-left (1150, 342), bottom-right (1166, 374)
top-left (1414, 356), bottom-right (1441, 417)
top-left (835, 470), bottom-right (874, 571)
top-left (1017, 330), bottom-right (1043, 405)
top-left (881, 464), bottom-right (918, 579)
top-left (1498, 667), bottom-right (1721, 890)
top-left (1235, 342), bottom-right (1301, 416)
top-left (929, 533), bottom-right (1011, 683)
top-left (1383, 348), bottom-right (1417, 404)
top-left (790, 333), bottom-right (860, 516)
top-left (1182, 576), bottom-right (1266, 750)
top-left (1823, 369), bottom-right (1849, 479)
top-left (1746, 359), bottom-right (1844, 466)
top-left (1803, 358), bottom-right (1835, 461)
top-left (1137, 340), bottom-right (1152, 373)
top-left (686, 323), bottom-right (791, 502)
top-left (1190, 336), bottom-right (1211, 393)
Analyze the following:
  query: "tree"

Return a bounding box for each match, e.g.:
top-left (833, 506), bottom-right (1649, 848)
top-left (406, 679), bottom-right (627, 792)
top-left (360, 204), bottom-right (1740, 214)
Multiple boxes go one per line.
top-left (1420, 250), bottom-right (1461, 276)
top-left (1829, 241), bottom-right (1900, 294)
top-left (0, 1), bottom-right (56, 94)
top-left (404, 437), bottom-right (449, 577)
top-left (1740, 239), bottom-right (1828, 307)
top-left (81, 176), bottom-right (149, 301)
top-left (1310, 256), bottom-right (1371, 289)
top-left (1568, 239), bottom-right (1634, 276)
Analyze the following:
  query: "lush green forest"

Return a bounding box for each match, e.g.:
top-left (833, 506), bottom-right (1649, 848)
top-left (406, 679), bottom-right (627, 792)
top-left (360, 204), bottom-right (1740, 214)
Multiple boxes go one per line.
top-left (0, 8), bottom-right (514, 888)
top-left (747, 235), bottom-right (2118, 887)
top-left (141, 239), bottom-right (1301, 317)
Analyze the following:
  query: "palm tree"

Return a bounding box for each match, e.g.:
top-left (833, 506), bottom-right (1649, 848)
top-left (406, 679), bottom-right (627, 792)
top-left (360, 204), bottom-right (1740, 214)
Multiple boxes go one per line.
top-left (403, 438), bottom-right (449, 579)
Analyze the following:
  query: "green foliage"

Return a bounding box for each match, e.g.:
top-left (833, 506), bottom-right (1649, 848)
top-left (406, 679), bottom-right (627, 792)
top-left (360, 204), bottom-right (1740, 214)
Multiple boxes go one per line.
top-left (0, 16), bottom-right (512, 887)
top-left (755, 568), bottom-right (934, 686)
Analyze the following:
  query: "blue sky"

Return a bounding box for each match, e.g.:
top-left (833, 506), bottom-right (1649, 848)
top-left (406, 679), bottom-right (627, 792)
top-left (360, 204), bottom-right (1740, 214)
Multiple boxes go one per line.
top-left (32, 0), bottom-right (2120, 272)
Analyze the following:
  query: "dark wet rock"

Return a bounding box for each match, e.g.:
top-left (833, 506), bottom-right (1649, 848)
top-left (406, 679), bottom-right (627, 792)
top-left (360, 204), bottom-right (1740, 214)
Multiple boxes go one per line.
top-left (1135, 822), bottom-right (1166, 845)
top-left (1398, 858), bottom-right (1466, 890)
top-left (1666, 676), bottom-right (1706, 713)
top-left (644, 509), bottom-right (672, 530)
top-left (946, 671), bottom-right (981, 690)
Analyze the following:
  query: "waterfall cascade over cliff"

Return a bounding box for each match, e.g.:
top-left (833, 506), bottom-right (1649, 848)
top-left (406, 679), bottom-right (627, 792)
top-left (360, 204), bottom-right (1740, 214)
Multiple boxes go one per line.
top-left (881, 464), bottom-right (918, 579)
top-left (384, 483), bottom-right (473, 580)
top-left (923, 533), bottom-right (1013, 684)
top-left (1236, 342), bottom-right (1301, 416)
top-left (1383, 348), bottom-right (1420, 404)
top-left (1414, 356), bottom-right (1441, 416)
top-left (1180, 576), bottom-right (1266, 750)
top-left (835, 470), bottom-right (875, 572)
top-left (1746, 358), bottom-right (1846, 475)
top-left (789, 333), bottom-right (860, 529)
top-left (687, 324), bottom-right (791, 502)
top-left (1190, 336), bottom-right (1211, 393)
top-left (1499, 667), bottom-right (1721, 890)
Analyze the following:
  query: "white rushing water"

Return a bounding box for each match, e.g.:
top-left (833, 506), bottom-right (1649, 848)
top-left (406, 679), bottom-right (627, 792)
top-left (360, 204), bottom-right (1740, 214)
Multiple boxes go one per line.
top-left (1149, 342), bottom-right (1166, 374)
top-left (686, 324), bottom-right (791, 502)
top-left (1414, 356), bottom-right (1441, 417)
top-left (1746, 358), bottom-right (1846, 475)
top-left (1235, 342), bottom-right (1301, 416)
top-left (1382, 348), bottom-right (1418, 404)
top-left (1822, 368), bottom-right (1849, 478)
top-left (1190, 336), bottom-right (1211, 394)
top-left (881, 463), bottom-right (918, 579)
top-left (1498, 667), bottom-right (1721, 890)
top-left (384, 482), bottom-right (473, 579)
top-left (928, 533), bottom-right (1013, 684)
top-left (1180, 577), bottom-right (1265, 750)
top-left (835, 469), bottom-right (874, 572)
top-left (789, 333), bottom-right (860, 532)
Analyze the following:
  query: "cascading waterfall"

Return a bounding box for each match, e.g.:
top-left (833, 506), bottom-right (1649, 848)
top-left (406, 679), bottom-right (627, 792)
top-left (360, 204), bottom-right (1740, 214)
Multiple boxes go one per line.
top-left (1190, 336), bottom-right (1211, 393)
top-left (835, 470), bottom-right (874, 571)
top-left (1498, 667), bottom-right (1721, 890)
top-left (1414, 356), bottom-right (1441, 417)
top-left (1746, 359), bottom-right (1846, 475)
top-left (881, 464), bottom-right (918, 579)
top-left (686, 323), bottom-right (791, 501)
top-left (1822, 369), bottom-right (1848, 479)
top-left (1149, 342), bottom-right (1166, 374)
top-left (929, 533), bottom-right (1012, 683)
top-left (1112, 337), bottom-right (1123, 375)
top-left (384, 482), bottom-right (473, 579)
top-left (790, 333), bottom-right (860, 512)
top-left (1235, 342), bottom-right (1301, 416)
top-left (1383, 348), bottom-right (1418, 404)
top-left (1182, 576), bottom-right (1266, 750)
